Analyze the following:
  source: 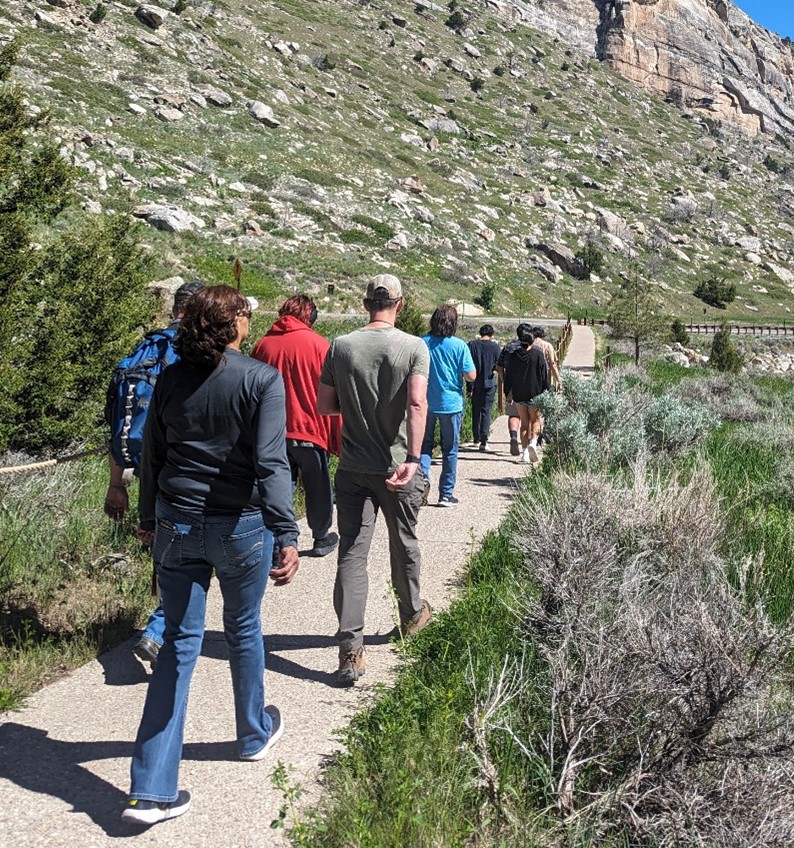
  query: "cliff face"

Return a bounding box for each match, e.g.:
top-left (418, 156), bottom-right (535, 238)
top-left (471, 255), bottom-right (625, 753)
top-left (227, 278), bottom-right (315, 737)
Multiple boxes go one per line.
top-left (496, 0), bottom-right (794, 136)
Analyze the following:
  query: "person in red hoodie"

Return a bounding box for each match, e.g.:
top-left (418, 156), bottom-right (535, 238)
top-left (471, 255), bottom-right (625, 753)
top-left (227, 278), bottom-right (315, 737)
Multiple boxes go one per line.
top-left (252, 295), bottom-right (341, 557)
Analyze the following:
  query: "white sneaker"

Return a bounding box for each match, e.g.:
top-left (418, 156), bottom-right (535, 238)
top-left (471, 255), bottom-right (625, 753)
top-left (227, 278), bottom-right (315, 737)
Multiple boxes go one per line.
top-left (521, 448), bottom-right (531, 463)
top-left (527, 443), bottom-right (540, 463)
top-left (240, 705), bottom-right (284, 761)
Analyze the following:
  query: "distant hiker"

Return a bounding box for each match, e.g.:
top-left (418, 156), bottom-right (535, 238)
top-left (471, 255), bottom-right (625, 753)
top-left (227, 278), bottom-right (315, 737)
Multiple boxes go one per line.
top-left (122, 285), bottom-right (299, 825)
top-left (495, 322), bottom-right (531, 456)
top-left (317, 274), bottom-right (431, 687)
top-left (504, 325), bottom-right (549, 463)
top-left (531, 326), bottom-right (562, 389)
top-left (467, 323), bottom-right (501, 452)
top-left (252, 295), bottom-right (341, 559)
top-left (104, 279), bottom-right (204, 670)
top-left (419, 304), bottom-right (476, 506)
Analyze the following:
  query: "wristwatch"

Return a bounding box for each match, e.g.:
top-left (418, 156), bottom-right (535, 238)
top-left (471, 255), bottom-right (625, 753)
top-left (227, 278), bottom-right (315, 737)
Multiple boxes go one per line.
top-left (405, 454), bottom-right (420, 464)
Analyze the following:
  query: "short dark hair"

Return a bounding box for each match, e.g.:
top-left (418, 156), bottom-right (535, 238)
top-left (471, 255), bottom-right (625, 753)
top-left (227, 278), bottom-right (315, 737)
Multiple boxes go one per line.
top-left (479, 324), bottom-right (494, 337)
top-left (173, 280), bottom-right (205, 312)
top-left (532, 325), bottom-right (546, 338)
top-left (516, 322), bottom-right (531, 339)
top-left (518, 326), bottom-right (534, 345)
top-left (279, 294), bottom-right (318, 326)
top-left (429, 304), bottom-right (458, 338)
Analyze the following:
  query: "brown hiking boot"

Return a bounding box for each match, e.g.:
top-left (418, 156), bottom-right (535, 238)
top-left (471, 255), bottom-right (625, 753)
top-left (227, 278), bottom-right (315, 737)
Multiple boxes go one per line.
top-left (337, 647), bottom-right (366, 687)
top-left (400, 599), bottom-right (432, 638)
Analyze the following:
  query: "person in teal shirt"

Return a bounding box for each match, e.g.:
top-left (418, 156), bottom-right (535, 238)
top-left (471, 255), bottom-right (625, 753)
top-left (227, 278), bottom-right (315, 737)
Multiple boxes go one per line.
top-left (420, 305), bottom-right (476, 506)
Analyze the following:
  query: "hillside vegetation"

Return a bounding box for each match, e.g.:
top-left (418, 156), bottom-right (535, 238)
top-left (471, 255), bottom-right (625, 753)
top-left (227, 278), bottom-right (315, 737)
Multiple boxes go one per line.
top-left (3, 0), bottom-right (794, 321)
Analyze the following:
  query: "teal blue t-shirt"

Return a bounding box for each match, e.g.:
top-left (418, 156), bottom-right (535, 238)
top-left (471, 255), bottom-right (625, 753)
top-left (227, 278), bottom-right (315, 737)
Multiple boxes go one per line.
top-left (422, 335), bottom-right (476, 414)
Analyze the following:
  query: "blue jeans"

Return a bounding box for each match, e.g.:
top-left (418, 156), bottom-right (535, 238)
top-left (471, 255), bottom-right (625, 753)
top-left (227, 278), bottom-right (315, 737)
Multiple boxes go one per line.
top-left (141, 603), bottom-right (165, 646)
top-left (420, 411), bottom-right (463, 500)
top-left (129, 501), bottom-right (275, 802)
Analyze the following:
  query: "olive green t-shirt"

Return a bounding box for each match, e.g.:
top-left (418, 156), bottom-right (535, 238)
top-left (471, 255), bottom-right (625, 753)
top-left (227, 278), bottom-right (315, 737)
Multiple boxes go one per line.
top-left (320, 326), bottom-right (430, 474)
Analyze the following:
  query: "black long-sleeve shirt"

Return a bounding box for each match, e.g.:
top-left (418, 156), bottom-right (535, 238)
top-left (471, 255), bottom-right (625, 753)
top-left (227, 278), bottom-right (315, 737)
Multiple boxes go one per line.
top-left (139, 348), bottom-right (299, 550)
top-left (504, 344), bottom-right (549, 403)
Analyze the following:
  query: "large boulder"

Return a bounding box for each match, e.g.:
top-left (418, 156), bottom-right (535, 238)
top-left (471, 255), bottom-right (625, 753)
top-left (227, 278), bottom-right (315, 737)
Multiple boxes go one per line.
top-left (135, 5), bottom-right (169, 29)
top-left (525, 238), bottom-right (585, 278)
top-left (247, 101), bottom-right (280, 127)
top-left (132, 204), bottom-right (206, 232)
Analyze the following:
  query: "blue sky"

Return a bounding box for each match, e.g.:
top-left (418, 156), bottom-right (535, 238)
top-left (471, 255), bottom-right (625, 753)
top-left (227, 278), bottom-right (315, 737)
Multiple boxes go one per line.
top-left (733, 1), bottom-right (794, 39)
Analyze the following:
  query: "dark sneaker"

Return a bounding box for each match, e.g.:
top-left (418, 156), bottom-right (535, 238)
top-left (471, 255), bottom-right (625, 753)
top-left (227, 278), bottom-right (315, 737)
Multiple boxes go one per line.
top-left (310, 532), bottom-right (339, 557)
top-left (438, 496), bottom-right (459, 507)
top-left (133, 636), bottom-right (160, 669)
top-left (337, 647), bottom-right (366, 686)
top-left (121, 790), bottom-right (191, 825)
top-left (240, 705), bottom-right (284, 761)
top-left (420, 477), bottom-right (431, 507)
top-left (510, 438), bottom-right (520, 456)
top-left (400, 599), bottom-right (432, 638)
top-left (479, 442), bottom-right (488, 452)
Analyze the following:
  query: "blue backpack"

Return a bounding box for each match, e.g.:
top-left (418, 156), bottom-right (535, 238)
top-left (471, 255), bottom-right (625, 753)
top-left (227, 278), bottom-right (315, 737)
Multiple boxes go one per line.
top-left (105, 326), bottom-right (178, 469)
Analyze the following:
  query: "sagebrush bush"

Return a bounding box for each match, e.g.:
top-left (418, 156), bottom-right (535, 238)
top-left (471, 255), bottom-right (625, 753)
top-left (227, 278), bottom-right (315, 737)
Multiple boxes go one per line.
top-left (506, 465), bottom-right (794, 845)
top-left (535, 370), bottom-right (716, 470)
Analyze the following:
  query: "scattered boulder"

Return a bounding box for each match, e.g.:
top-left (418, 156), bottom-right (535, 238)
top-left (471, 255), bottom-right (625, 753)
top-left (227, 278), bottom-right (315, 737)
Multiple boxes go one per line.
top-left (154, 106), bottom-right (184, 122)
top-left (202, 87), bottom-right (233, 107)
top-left (419, 116), bottom-right (460, 134)
top-left (132, 204), bottom-right (205, 232)
top-left (525, 238), bottom-right (585, 278)
top-left (247, 101), bottom-right (280, 127)
top-left (135, 5), bottom-right (169, 29)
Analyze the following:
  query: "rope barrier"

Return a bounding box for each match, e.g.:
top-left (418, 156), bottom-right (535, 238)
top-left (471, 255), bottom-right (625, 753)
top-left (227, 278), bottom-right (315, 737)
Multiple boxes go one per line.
top-left (0, 446), bottom-right (107, 477)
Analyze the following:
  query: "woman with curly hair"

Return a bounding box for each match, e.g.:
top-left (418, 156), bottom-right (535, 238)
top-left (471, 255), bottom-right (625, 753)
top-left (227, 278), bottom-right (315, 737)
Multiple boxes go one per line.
top-left (123, 285), bottom-right (299, 825)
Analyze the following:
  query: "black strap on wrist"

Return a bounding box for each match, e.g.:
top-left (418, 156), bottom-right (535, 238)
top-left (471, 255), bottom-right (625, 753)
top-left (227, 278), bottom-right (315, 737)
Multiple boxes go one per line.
top-left (405, 454), bottom-right (420, 464)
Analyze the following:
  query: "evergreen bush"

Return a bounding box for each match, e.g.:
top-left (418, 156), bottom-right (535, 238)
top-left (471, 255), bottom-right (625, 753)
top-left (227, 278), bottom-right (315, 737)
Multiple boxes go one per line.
top-left (670, 318), bottom-right (689, 345)
top-left (709, 324), bottom-right (743, 373)
top-left (395, 299), bottom-right (426, 337)
top-left (694, 275), bottom-right (736, 309)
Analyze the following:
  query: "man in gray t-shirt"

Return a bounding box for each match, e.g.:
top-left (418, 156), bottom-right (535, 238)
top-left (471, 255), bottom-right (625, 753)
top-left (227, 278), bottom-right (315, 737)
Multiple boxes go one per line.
top-left (318, 274), bottom-right (431, 686)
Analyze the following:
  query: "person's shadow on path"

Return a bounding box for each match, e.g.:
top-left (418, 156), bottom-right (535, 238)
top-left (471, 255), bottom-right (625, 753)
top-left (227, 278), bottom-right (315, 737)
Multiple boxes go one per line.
top-left (0, 723), bottom-right (236, 836)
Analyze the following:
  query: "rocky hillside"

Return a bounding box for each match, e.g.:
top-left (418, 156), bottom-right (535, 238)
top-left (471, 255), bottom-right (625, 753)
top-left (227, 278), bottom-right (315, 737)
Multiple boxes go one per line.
top-left (3, 0), bottom-right (794, 321)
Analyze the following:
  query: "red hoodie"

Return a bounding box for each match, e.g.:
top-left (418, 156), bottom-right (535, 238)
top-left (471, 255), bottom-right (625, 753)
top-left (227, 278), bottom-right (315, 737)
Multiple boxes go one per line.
top-left (251, 315), bottom-right (341, 455)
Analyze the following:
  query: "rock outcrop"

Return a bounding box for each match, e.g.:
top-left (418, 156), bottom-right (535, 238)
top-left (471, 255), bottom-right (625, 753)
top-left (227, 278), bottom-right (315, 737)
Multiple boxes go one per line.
top-left (498, 0), bottom-right (794, 136)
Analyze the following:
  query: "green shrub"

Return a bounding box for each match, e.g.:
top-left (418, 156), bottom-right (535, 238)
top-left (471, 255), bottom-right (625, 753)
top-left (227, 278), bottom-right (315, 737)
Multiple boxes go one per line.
top-left (172, 0), bottom-right (187, 13)
top-left (445, 10), bottom-right (467, 33)
top-left (470, 77), bottom-right (485, 93)
top-left (3, 216), bottom-right (155, 453)
top-left (89, 3), bottom-right (108, 24)
top-left (474, 282), bottom-right (495, 311)
top-left (670, 318), bottom-right (689, 345)
top-left (694, 275), bottom-right (736, 309)
top-left (395, 299), bottom-right (426, 337)
top-left (709, 324), bottom-right (743, 373)
top-left (350, 213), bottom-right (395, 240)
top-left (574, 243), bottom-right (604, 279)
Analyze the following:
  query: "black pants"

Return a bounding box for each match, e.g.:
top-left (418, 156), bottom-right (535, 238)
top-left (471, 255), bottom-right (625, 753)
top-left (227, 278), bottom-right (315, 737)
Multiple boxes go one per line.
top-left (471, 386), bottom-right (496, 445)
top-left (287, 443), bottom-right (333, 541)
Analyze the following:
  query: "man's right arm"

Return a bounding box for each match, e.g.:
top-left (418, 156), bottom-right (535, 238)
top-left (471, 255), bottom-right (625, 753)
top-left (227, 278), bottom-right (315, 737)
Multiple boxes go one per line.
top-left (385, 373), bottom-right (428, 490)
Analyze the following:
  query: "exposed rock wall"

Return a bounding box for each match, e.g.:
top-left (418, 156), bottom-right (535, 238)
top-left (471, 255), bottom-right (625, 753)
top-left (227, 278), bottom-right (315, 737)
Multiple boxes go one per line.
top-left (495, 0), bottom-right (794, 136)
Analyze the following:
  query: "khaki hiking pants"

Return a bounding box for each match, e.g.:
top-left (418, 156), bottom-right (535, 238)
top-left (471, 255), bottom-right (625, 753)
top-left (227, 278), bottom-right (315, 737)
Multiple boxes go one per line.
top-left (333, 468), bottom-right (424, 654)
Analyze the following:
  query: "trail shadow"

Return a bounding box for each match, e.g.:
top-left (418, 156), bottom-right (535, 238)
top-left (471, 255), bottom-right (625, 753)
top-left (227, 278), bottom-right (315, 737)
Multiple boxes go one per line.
top-left (466, 476), bottom-right (522, 493)
top-left (0, 723), bottom-right (255, 836)
top-left (96, 640), bottom-right (150, 686)
top-left (200, 630), bottom-right (394, 687)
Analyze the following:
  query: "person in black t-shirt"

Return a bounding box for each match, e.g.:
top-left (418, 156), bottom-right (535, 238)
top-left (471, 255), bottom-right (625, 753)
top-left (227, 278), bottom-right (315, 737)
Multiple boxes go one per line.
top-left (467, 324), bottom-right (501, 451)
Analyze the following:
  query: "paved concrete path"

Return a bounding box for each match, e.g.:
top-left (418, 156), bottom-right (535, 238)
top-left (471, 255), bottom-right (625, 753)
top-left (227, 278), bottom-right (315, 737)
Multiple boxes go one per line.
top-left (562, 323), bottom-right (596, 376)
top-left (0, 325), bottom-right (594, 847)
